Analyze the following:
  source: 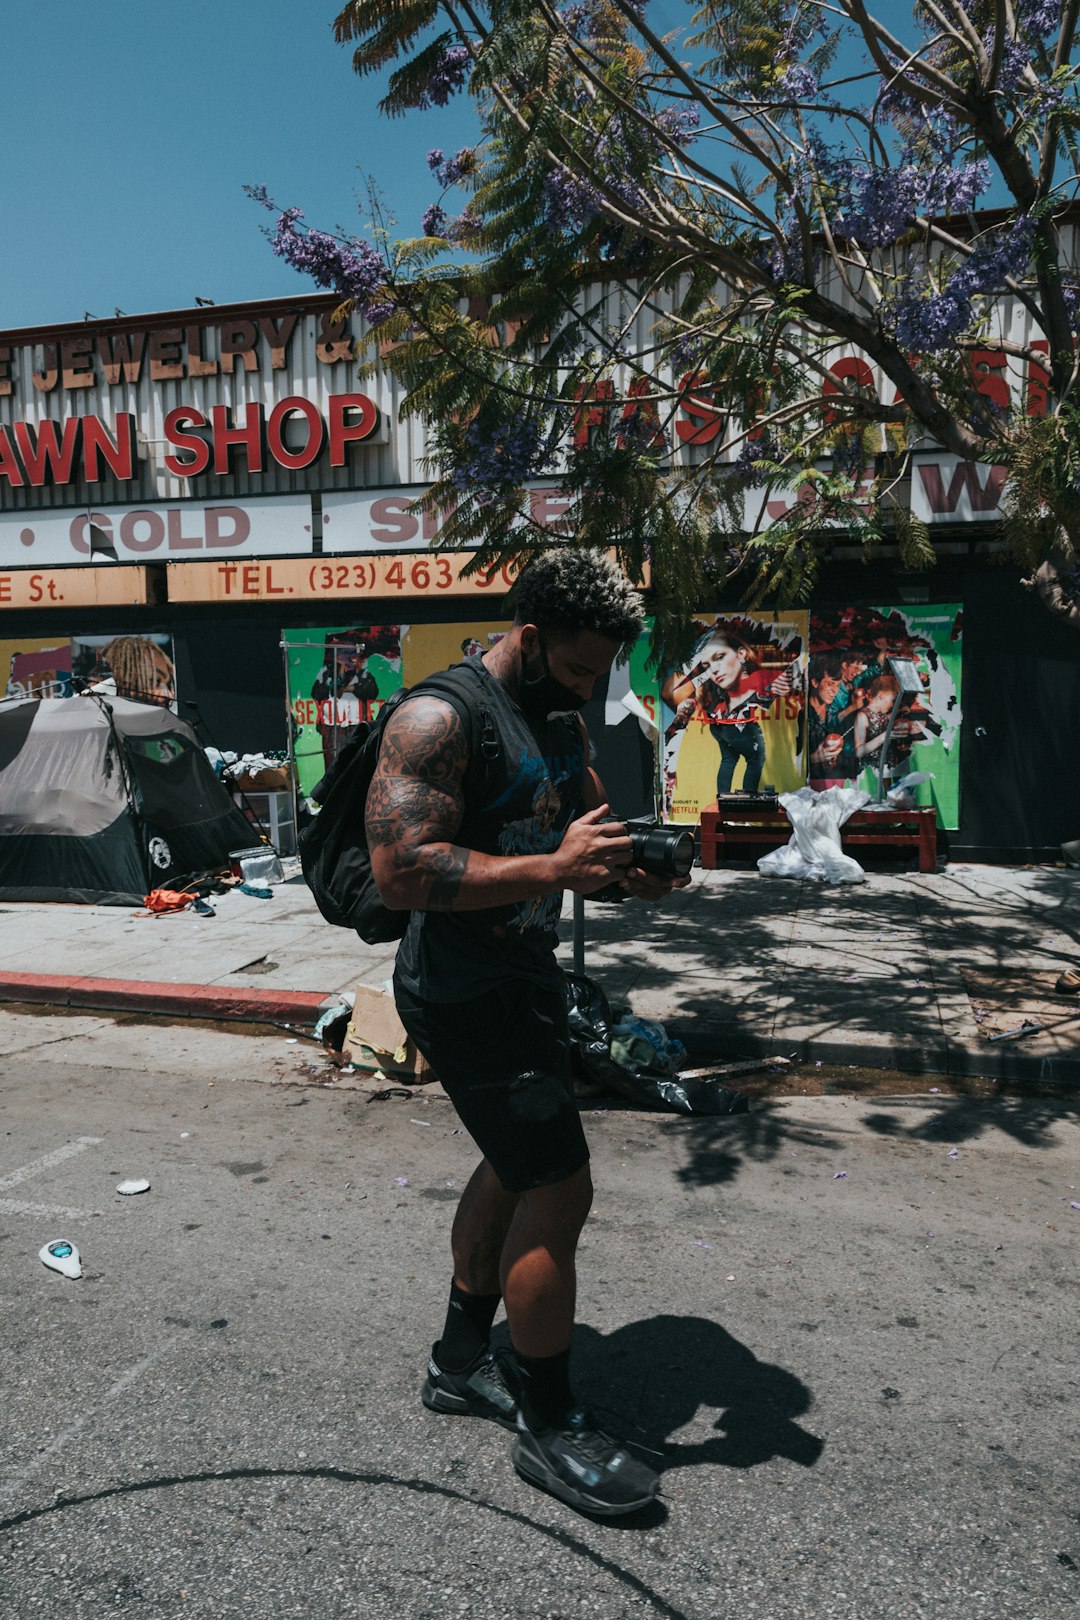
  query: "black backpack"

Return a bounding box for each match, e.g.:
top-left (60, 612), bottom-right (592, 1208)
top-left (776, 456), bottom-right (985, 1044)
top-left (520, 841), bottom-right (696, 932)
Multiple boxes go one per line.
top-left (298, 664), bottom-right (499, 944)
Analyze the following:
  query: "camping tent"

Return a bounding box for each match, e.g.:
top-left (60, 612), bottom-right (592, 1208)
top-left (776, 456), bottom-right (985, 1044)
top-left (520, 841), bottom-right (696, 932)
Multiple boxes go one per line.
top-left (0, 695), bottom-right (259, 904)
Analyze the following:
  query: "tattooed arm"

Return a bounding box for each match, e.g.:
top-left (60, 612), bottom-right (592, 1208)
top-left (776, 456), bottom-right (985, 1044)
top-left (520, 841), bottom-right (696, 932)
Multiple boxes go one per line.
top-left (365, 696), bottom-right (633, 912)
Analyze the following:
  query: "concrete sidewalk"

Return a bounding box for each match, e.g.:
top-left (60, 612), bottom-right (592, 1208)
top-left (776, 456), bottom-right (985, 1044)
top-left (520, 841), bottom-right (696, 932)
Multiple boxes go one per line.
top-left (3, 858), bottom-right (1079, 1083)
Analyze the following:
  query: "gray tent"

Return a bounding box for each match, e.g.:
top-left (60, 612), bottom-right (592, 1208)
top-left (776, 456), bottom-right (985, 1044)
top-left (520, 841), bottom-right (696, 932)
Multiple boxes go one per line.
top-left (0, 695), bottom-right (257, 904)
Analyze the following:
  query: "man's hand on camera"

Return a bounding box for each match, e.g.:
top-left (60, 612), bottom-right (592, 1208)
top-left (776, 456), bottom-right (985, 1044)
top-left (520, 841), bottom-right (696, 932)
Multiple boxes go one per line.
top-left (557, 805), bottom-right (633, 894)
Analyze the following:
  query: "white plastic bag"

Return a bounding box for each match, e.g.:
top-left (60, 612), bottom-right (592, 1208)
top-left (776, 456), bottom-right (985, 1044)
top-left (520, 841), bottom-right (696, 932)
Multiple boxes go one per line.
top-left (757, 786), bottom-right (871, 883)
top-left (884, 770), bottom-right (933, 810)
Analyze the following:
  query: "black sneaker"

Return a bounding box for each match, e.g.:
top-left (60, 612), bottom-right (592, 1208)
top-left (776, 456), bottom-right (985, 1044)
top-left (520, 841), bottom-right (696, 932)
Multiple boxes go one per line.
top-left (421, 1343), bottom-right (518, 1429)
top-left (511, 1408), bottom-right (660, 1517)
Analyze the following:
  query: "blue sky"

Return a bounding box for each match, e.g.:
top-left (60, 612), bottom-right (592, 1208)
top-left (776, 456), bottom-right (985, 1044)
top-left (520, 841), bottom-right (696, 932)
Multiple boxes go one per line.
top-left (3, 1), bottom-right (476, 330)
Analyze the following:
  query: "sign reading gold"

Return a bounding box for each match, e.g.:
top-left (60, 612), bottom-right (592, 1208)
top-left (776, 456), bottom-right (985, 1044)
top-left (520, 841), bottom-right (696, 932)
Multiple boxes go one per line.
top-left (0, 566), bottom-right (151, 608)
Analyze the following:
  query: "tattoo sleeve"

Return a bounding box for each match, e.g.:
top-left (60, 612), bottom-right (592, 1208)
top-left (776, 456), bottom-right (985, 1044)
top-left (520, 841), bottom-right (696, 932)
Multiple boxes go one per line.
top-left (365, 696), bottom-right (472, 911)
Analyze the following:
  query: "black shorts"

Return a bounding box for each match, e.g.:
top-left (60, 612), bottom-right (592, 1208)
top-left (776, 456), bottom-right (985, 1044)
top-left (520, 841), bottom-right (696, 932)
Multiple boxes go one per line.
top-left (393, 975), bottom-right (590, 1194)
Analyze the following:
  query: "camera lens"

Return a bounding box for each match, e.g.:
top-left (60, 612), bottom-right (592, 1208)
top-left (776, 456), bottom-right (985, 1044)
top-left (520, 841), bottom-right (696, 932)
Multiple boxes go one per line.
top-left (627, 824), bottom-right (695, 879)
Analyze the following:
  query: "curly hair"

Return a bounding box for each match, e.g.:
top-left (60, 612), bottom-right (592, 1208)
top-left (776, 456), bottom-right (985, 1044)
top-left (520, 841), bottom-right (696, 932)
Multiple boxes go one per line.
top-left (512, 549), bottom-right (644, 645)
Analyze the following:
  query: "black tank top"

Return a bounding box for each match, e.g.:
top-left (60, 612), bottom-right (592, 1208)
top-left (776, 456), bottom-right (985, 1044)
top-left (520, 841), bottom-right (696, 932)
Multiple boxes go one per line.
top-left (394, 658), bottom-right (585, 1001)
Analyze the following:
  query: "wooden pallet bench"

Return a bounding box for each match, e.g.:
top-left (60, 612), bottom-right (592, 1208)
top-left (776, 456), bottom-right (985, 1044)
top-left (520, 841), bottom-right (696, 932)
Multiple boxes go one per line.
top-left (699, 801), bottom-right (939, 873)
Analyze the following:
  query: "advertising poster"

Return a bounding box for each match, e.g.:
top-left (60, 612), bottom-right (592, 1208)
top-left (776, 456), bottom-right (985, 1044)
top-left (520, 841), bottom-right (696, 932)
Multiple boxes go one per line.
top-left (2, 637), bottom-right (73, 700)
top-left (400, 621), bottom-right (509, 687)
top-left (807, 604), bottom-right (963, 827)
top-left (69, 633), bottom-right (176, 708)
top-left (659, 613), bottom-right (808, 819)
top-left (284, 625), bottom-right (405, 797)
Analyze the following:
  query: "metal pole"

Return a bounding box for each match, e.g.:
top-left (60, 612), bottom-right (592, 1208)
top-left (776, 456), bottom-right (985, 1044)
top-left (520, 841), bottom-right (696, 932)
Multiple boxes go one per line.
top-left (572, 890), bottom-right (585, 977)
top-left (875, 692), bottom-right (905, 803)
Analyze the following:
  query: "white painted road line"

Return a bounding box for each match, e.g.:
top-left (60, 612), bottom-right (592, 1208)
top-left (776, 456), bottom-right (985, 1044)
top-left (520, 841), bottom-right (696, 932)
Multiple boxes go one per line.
top-left (0, 1198), bottom-right (95, 1219)
top-left (0, 1341), bottom-right (176, 1504)
top-left (0, 1136), bottom-right (103, 1193)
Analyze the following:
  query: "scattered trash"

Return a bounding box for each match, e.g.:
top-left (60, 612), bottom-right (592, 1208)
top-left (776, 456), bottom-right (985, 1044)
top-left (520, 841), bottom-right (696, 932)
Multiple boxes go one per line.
top-left (757, 786), bottom-right (871, 884)
top-left (238, 882), bottom-right (273, 900)
top-left (884, 771), bottom-right (933, 810)
top-left (393, 1177), bottom-right (409, 1187)
top-left (695, 1241), bottom-right (712, 1249)
top-left (116, 1178), bottom-right (150, 1195)
top-left (1054, 966), bottom-right (1080, 994)
top-left (341, 984), bottom-right (426, 1080)
top-left (229, 847), bottom-right (285, 886)
top-left (40, 1240), bottom-right (81, 1279)
top-left (452, 1128), bottom-right (463, 1136)
top-left (409, 1119), bottom-right (432, 1128)
top-left (725, 1274), bottom-right (736, 1282)
top-left (677, 1056), bottom-right (789, 1082)
top-left (314, 998), bottom-right (352, 1056)
top-left (834, 1171), bottom-right (848, 1179)
top-left (929, 1087), bottom-right (941, 1093)
top-left (285, 1038), bottom-right (298, 1045)
top-left (1071, 1202), bottom-right (1080, 1211)
top-left (610, 1016), bottom-right (686, 1077)
top-left (367, 1087), bottom-right (414, 1102)
top-left (142, 887), bottom-right (195, 915)
top-left (987, 1020), bottom-right (1042, 1042)
top-left (565, 974), bottom-right (747, 1115)
top-left (995, 1244), bottom-right (1004, 1251)
top-left (180, 1132), bottom-right (190, 1138)
top-left (947, 1148), bottom-right (959, 1160)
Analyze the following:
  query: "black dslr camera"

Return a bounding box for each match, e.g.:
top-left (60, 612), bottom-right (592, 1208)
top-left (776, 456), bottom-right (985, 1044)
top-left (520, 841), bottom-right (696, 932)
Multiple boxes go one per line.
top-left (623, 818), bottom-right (696, 880)
top-left (590, 818), bottom-right (696, 900)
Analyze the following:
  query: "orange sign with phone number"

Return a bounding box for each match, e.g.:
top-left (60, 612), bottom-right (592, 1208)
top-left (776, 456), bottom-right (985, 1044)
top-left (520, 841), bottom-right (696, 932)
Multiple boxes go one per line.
top-left (166, 551), bottom-right (648, 603)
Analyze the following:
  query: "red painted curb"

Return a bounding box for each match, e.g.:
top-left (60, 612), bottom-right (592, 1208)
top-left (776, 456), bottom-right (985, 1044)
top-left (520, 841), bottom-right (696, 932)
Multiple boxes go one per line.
top-left (0, 972), bottom-right (333, 1025)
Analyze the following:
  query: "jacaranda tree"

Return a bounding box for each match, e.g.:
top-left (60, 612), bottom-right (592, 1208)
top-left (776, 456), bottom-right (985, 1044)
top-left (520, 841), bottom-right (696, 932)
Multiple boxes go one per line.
top-left (252, 0), bottom-right (1080, 650)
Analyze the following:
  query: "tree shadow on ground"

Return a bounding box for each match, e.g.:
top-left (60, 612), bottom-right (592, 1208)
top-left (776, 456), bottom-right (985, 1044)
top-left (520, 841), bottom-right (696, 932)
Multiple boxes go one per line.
top-left (860, 1090), bottom-right (1080, 1150)
top-left (568, 1315), bottom-right (825, 1473)
top-left (653, 1106), bottom-right (842, 1189)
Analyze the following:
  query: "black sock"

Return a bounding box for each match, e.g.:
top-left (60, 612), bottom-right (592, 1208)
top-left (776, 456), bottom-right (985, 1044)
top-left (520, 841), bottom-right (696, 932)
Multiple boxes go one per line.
top-left (436, 1282), bottom-right (501, 1371)
top-left (512, 1347), bottom-right (574, 1432)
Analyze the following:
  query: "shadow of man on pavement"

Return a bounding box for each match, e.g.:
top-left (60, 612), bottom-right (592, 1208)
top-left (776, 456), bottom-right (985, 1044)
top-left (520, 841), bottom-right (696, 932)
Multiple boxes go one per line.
top-left (566, 1314), bottom-right (825, 1473)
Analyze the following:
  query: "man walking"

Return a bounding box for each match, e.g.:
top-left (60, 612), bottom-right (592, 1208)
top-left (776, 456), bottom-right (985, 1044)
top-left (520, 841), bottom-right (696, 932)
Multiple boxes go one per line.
top-left (366, 549), bottom-right (680, 1516)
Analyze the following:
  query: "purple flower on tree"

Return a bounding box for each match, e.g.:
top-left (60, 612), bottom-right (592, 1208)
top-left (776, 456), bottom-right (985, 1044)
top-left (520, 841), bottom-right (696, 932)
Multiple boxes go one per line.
top-left (655, 103), bottom-right (701, 147)
top-left (893, 216), bottom-right (1034, 353)
top-left (268, 207), bottom-right (391, 324)
top-left (417, 44), bottom-right (470, 109)
top-left (422, 202), bottom-right (449, 238)
top-left (451, 417), bottom-right (556, 495)
top-left (427, 147), bottom-right (475, 188)
top-left (780, 64), bottom-right (818, 101)
top-left (1015, 0), bottom-right (1061, 38)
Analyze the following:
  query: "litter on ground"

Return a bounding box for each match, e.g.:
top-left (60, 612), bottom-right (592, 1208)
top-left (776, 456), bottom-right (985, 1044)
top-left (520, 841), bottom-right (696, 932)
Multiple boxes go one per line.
top-left (39, 1240), bottom-right (81, 1279)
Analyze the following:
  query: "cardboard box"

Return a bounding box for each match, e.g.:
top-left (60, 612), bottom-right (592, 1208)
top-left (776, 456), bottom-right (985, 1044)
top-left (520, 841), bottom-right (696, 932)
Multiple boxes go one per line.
top-left (231, 766), bottom-right (291, 792)
top-left (342, 983), bottom-right (430, 1080)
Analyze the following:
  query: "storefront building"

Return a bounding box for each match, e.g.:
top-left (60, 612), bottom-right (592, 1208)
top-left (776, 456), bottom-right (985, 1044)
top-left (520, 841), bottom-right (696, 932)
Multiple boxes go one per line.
top-left (1, 293), bottom-right (1077, 860)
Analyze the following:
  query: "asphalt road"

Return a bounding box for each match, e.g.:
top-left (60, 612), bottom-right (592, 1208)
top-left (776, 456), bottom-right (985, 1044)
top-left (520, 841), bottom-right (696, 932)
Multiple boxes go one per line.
top-left (1, 1009), bottom-right (1078, 1620)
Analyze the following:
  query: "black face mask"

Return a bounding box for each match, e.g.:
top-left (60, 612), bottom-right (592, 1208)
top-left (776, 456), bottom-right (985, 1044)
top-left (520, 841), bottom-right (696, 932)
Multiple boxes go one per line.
top-left (520, 637), bottom-right (587, 720)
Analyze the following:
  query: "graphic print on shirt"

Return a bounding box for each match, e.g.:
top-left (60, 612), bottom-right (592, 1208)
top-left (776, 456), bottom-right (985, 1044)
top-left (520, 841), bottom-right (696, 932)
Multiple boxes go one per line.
top-left (496, 747), bottom-right (577, 935)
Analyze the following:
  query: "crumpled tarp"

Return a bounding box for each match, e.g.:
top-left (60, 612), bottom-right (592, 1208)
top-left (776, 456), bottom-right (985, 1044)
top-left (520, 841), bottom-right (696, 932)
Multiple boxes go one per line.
top-left (757, 785), bottom-right (871, 883)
